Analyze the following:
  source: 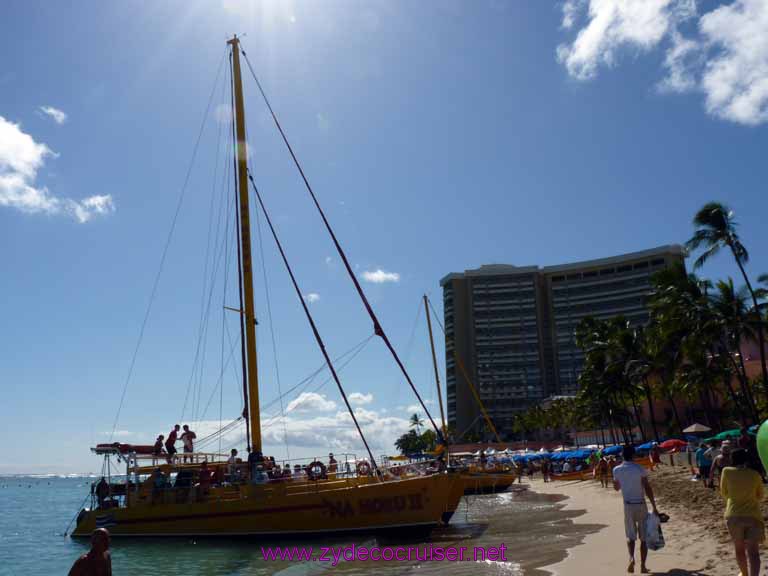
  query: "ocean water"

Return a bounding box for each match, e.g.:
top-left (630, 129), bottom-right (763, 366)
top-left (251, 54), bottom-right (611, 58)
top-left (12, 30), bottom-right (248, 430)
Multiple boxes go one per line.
top-left (0, 477), bottom-right (598, 576)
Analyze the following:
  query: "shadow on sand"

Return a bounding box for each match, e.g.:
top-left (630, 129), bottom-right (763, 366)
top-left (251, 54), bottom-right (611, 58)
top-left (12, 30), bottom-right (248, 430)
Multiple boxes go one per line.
top-left (651, 569), bottom-right (714, 576)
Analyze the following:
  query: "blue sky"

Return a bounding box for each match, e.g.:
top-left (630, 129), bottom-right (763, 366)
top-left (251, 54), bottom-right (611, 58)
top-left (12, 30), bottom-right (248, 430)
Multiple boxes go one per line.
top-left (1, 0), bottom-right (767, 473)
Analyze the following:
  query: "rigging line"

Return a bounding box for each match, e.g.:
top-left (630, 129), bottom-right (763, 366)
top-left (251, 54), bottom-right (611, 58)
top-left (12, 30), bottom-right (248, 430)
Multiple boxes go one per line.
top-left (193, 63), bottom-right (229, 424)
top-left (240, 48), bottom-right (443, 443)
top-left (246, 170), bottom-right (381, 475)
top-left (180, 140), bottom-right (234, 424)
top-left (198, 320), bottom-right (240, 421)
top-left (253, 200), bottom-right (290, 459)
top-left (259, 334), bottom-right (374, 431)
top-left (219, 121), bottom-right (233, 454)
top-left (109, 50), bottom-right (227, 443)
top-left (194, 417), bottom-right (243, 449)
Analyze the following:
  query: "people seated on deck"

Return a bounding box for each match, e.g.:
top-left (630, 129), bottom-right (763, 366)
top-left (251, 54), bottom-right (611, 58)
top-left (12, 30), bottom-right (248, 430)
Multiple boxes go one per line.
top-left (282, 464), bottom-right (292, 479)
top-left (151, 468), bottom-right (167, 504)
top-left (293, 464), bottom-right (305, 481)
top-left (196, 461), bottom-right (212, 501)
top-left (248, 450), bottom-right (264, 481)
top-left (251, 464), bottom-right (269, 485)
top-left (562, 460), bottom-right (572, 473)
top-left (174, 467), bottom-right (193, 503)
top-left (328, 453), bottom-right (338, 476)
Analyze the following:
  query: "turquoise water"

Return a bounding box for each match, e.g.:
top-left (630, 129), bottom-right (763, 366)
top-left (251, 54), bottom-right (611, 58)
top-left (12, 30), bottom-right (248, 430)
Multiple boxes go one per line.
top-left (0, 477), bottom-right (595, 575)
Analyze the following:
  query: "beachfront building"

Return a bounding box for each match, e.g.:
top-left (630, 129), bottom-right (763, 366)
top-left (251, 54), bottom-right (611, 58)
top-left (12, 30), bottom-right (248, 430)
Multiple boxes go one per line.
top-left (441, 245), bottom-right (685, 439)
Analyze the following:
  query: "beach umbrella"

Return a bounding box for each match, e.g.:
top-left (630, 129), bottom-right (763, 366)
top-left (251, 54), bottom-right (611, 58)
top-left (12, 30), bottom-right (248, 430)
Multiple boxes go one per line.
top-left (636, 441), bottom-right (655, 451)
top-left (713, 429), bottom-right (742, 441)
top-left (757, 421), bottom-right (768, 472)
top-left (603, 446), bottom-right (623, 456)
top-left (682, 423), bottom-right (711, 434)
top-left (659, 439), bottom-right (687, 451)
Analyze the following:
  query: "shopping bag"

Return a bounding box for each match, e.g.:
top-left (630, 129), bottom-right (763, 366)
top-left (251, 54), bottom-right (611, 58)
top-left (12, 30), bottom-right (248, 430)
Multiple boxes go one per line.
top-left (645, 512), bottom-right (665, 551)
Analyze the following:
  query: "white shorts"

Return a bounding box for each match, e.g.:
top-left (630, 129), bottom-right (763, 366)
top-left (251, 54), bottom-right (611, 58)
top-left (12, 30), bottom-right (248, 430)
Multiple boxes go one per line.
top-left (624, 502), bottom-right (648, 541)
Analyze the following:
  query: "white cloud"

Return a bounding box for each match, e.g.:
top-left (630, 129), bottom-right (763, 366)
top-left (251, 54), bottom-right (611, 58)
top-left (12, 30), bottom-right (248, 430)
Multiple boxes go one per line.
top-left (324, 256), bottom-right (333, 265)
top-left (658, 29), bottom-right (701, 92)
top-left (698, 0), bottom-right (768, 125)
top-left (304, 292), bottom-right (320, 304)
top-left (0, 116), bottom-right (115, 222)
top-left (38, 105), bottom-right (67, 125)
top-left (316, 112), bottom-right (330, 131)
top-left (348, 392), bottom-right (373, 406)
top-left (286, 392), bottom-right (337, 413)
top-left (361, 269), bottom-right (400, 284)
top-left (558, 0), bottom-right (768, 126)
top-left (102, 430), bottom-right (133, 437)
top-left (404, 405), bottom-right (422, 414)
top-left (214, 103), bottom-right (233, 125)
top-left (557, 0), bottom-right (696, 80)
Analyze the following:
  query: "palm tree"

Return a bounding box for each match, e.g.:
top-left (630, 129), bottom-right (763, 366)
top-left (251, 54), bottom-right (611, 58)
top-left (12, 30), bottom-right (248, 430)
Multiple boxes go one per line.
top-left (409, 413), bottom-right (424, 434)
top-left (686, 202), bottom-right (768, 399)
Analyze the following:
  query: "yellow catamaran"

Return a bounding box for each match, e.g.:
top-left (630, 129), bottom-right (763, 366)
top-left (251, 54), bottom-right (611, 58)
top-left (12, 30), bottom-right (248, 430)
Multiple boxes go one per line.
top-left (72, 36), bottom-right (464, 537)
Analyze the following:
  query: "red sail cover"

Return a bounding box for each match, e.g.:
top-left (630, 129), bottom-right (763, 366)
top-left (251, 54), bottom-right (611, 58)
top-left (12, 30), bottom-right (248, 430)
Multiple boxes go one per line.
top-left (95, 443), bottom-right (156, 455)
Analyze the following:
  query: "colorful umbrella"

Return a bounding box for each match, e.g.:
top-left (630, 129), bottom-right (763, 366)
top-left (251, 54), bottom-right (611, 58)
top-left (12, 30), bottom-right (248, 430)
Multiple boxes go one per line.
top-left (659, 439), bottom-right (687, 451)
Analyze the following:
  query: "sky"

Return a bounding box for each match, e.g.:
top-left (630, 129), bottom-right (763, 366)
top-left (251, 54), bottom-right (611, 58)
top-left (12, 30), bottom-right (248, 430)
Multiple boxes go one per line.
top-left (1, 0), bottom-right (767, 474)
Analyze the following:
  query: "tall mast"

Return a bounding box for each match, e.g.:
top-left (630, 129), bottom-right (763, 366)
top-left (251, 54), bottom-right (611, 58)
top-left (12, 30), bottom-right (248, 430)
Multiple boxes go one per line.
top-left (228, 35), bottom-right (261, 453)
top-left (424, 295), bottom-right (446, 434)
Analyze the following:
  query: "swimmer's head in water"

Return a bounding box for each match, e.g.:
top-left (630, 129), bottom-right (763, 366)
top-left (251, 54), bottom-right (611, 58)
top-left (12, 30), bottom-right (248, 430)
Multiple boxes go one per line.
top-left (92, 528), bottom-right (110, 550)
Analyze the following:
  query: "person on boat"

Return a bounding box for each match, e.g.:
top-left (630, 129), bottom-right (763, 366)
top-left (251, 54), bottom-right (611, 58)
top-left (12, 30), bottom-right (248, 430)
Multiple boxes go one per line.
top-left (612, 444), bottom-right (659, 574)
top-left (479, 450), bottom-right (488, 469)
top-left (165, 424), bottom-right (180, 464)
top-left (328, 453), bottom-right (338, 476)
top-left (293, 464), bottom-right (305, 481)
top-left (68, 528), bottom-right (112, 576)
top-left (227, 449), bottom-right (239, 481)
top-left (251, 464), bottom-right (269, 485)
top-left (720, 448), bottom-right (763, 576)
top-left (151, 468), bottom-right (167, 505)
top-left (181, 425), bottom-right (196, 463)
top-left (94, 477), bottom-right (109, 508)
top-left (562, 460), bottom-right (572, 473)
top-left (196, 461), bottom-right (212, 501)
top-left (247, 449), bottom-right (264, 481)
top-left (152, 435), bottom-right (165, 463)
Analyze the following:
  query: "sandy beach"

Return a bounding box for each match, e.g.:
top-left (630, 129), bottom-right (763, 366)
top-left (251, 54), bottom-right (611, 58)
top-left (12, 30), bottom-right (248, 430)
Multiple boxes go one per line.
top-left (531, 466), bottom-right (739, 576)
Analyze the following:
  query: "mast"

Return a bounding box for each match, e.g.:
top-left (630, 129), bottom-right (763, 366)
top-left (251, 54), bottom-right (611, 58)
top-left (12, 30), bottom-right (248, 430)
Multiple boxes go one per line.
top-left (228, 35), bottom-right (261, 453)
top-left (424, 295), bottom-right (447, 434)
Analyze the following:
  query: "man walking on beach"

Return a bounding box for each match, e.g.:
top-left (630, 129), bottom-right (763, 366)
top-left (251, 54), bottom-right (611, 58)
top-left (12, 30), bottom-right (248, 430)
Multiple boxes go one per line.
top-left (613, 445), bottom-right (659, 574)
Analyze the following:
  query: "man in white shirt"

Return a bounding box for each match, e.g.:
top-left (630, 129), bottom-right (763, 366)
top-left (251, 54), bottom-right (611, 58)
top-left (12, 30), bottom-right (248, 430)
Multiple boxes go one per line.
top-left (613, 445), bottom-right (659, 574)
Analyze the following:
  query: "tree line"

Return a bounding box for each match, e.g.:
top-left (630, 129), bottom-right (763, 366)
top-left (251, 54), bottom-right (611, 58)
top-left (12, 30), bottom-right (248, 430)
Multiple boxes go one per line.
top-left (512, 202), bottom-right (768, 445)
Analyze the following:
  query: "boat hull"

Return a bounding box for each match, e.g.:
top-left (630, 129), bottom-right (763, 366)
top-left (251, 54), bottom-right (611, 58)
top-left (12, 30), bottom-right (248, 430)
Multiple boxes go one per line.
top-left (461, 472), bottom-right (516, 495)
top-left (72, 473), bottom-right (463, 537)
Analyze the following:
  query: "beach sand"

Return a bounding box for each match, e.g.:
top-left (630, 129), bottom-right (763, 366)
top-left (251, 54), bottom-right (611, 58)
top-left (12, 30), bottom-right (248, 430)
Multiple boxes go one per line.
top-left (531, 466), bottom-right (739, 576)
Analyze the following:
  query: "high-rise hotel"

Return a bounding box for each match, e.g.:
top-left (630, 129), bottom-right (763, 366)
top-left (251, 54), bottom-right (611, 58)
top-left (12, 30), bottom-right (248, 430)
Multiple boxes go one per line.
top-left (440, 245), bottom-right (684, 438)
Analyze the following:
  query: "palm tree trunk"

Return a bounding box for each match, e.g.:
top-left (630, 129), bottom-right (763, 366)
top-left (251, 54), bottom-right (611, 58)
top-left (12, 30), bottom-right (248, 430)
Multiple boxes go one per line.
top-left (664, 386), bottom-right (684, 433)
top-left (630, 394), bottom-right (646, 441)
top-left (642, 378), bottom-right (661, 442)
top-left (737, 350), bottom-right (760, 421)
top-left (733, 254), bottom-right (768, 400)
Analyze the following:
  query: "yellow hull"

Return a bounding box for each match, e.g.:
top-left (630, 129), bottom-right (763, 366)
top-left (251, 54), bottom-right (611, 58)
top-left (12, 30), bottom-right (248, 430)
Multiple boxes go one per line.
top-left (73, 473), bottom-right (464, 537)
top-left (461, 472), bottom-right (516, 495)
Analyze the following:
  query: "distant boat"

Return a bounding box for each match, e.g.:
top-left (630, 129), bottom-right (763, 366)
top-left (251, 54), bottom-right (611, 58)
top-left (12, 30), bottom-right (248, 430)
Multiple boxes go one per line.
top-left (72, 35), bottom-right (463, 538)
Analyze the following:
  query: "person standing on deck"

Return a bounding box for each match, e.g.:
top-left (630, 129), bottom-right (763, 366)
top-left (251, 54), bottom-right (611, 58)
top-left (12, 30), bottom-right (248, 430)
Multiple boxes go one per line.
top-left (68, 528), bottom-right (112, 576)
top-left (720, 449), bottom-right (763, 576)
top-left (165, 424), bottom-right (180, 464)
top-left (613, 444), bottom-right (659, 574)
top-left (181, 425), bottom-right (196, 463)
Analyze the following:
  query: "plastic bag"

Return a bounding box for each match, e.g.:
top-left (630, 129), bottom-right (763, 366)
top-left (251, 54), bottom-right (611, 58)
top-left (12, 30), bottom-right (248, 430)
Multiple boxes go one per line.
top-left (645, 512), bottom-right (665, 551)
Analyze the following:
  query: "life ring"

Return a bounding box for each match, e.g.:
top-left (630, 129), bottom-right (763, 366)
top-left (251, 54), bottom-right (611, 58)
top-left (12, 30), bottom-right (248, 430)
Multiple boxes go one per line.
top-left (307, 461), bottom-right (327, 481)
top-left (356, 460), bottom-right (372, 477)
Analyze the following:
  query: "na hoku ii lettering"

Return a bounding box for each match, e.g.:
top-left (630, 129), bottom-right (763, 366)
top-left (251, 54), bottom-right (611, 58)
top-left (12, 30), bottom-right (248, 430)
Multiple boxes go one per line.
top-left (261, 544), bottom-right (508, 566)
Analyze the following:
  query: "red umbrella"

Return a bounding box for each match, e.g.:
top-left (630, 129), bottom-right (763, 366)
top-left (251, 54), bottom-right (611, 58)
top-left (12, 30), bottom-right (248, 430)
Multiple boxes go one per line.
top-left (659, 439), bottom-right (687, 451)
